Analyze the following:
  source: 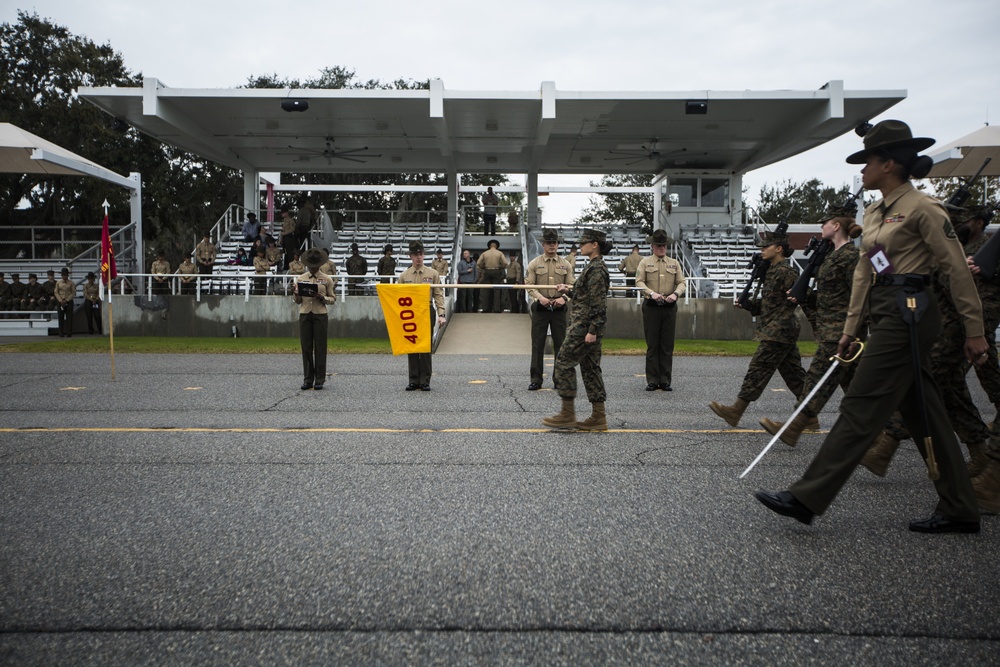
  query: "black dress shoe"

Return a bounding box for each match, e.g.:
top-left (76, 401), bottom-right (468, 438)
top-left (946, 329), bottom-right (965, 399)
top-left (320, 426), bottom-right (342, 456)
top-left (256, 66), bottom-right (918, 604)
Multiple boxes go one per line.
top-left (313, 383), bottom-right (324, 391)
top-left (646, 383), bottom-right (659, 391)
top-left (659, 383), bottom-right (672, 391)
top-left (754, 490), bottom-right (814, 525)
top-left (405, 383), bottom-right (419, 391)
top-left (420, 384), bottom-right (431, 391)
top-left (300, 382), bottom-right (313, 390)
top-left (528, 382), bottom-right (542, 391)
top-left (909, 513), bottom-right (980, 534)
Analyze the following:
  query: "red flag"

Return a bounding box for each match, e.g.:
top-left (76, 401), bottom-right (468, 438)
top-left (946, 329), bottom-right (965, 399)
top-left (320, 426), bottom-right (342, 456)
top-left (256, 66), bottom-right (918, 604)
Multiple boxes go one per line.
top-left (101, 214), bottom-right (118, 285)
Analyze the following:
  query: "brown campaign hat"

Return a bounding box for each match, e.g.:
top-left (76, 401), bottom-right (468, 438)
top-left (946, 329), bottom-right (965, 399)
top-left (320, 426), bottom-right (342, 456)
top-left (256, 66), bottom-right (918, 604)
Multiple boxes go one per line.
top-left (648, 229), bottom-right (670, 245)
top-left (301, 247), bottom-right (325, 269)
top-left (541, 229), bottom-right (559, 243)
top-left (846, 120), bottom-right (935, 164)
top-left (408, 240), bottom-right (425, 254)
top-left (487, 238), bottom-right (500, 249)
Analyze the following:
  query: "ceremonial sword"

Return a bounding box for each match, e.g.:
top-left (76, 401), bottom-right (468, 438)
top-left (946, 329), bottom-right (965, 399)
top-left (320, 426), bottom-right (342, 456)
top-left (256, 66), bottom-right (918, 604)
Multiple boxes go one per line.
top-left (738, 340), bottom-right (865, 479)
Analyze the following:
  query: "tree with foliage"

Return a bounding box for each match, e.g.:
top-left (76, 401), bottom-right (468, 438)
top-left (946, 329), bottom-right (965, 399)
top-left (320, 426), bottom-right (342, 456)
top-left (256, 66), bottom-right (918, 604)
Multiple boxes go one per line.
top-left (925, 175), bottom-right (998, 211)
top-left (0, 11), bottom-right (243, 268)
top-left (574, 174), bottom-right (654, 231)
top-left (748, 178), bottom-right (857, 228)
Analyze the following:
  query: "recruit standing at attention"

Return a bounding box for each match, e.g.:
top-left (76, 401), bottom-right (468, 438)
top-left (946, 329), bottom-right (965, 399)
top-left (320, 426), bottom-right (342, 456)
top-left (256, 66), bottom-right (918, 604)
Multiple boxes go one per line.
top-left (755, 120), bottom-right (988, 533)
top-left (525, 229), bottom-right (574, 390)
top-left (542, 228), bottom-right (612, 431)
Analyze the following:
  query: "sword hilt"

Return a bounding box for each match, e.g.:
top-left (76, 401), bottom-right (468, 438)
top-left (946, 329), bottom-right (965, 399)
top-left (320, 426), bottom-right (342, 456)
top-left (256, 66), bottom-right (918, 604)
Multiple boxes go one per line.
top-left (831, 339), bottom-right (865, 364)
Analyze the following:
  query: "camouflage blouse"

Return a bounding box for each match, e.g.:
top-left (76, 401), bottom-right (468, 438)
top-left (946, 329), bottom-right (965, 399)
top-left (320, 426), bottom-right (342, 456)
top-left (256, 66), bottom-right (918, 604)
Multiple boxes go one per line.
top-left (567, 256), bottom-right (610, 337)
top-left (749, 260), bottom-right (799, 344)
top-left (801, 243), bottom-right (860, 342)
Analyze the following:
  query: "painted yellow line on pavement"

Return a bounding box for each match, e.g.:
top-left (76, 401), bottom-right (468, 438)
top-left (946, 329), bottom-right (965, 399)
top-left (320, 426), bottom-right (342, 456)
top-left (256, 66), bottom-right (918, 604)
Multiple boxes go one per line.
top-left (0, 427), bottom-right (787, 434)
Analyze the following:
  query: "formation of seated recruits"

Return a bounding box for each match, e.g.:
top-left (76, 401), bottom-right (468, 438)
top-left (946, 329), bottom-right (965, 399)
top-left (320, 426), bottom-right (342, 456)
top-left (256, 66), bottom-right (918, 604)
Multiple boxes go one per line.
top-left (0, 271), bottom-right (59, 313)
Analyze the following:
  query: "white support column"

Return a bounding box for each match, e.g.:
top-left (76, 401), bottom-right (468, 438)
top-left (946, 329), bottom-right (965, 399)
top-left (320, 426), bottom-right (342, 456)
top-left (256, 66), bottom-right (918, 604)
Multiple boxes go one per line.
top-left (527, 172), bottom-right (539, 229)
top-left (448, 172), bottom-right (459, 230)
top-left (129, 172), bottom-right (143, 284)
top-left (243, 170), bottom-right (260, 214)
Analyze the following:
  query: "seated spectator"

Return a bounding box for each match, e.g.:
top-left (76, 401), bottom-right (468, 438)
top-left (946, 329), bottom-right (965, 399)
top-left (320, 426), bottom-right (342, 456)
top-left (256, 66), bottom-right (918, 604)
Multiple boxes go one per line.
top-left (39, 270), bottom-right (56, 310)
top-left (8, 273), bottom-right (27, 311)
top-left (25, 273), bottom-right (43, 311)
top-left (230, 247), bottom-right (250, 266)
top-left (242, 212), bottom-right (261, 244)
top-left (253, 248), bottom-right (271, 295)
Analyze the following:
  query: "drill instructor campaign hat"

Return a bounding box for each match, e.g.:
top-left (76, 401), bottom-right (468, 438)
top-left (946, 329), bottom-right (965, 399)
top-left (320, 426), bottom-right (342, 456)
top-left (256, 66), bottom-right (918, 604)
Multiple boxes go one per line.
top-left (846, 120), bottom-right (935, 164)
top-left (648, 229), bottom-right (670, 245)
top-left (301, 247), bottom-right (325, 269)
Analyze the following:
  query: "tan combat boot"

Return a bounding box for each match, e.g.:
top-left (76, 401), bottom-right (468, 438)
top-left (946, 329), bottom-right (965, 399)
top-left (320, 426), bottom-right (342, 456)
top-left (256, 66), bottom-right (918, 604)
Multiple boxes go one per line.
top-left (543, 398), bottom-right (576, 429)
top-left (576, 402), bottom-right (608, 431)
top-left (802, 416), bottom-right (821, 431)
top-left (759, 412), bottom-right (813, 448)
top-left (709, 398), bottom-right (749, 428)
top-left (966, 441), bottom-right (989, 478)
top-left (972, 459), bottom-right (1000, 514)
top-left (859, 432), bottom-right (900, 477)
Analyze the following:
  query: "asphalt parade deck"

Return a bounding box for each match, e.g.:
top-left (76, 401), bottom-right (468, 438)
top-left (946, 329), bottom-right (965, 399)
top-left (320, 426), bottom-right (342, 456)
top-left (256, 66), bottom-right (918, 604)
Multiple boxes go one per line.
top-left (1, 352), bottom-right (998, 665)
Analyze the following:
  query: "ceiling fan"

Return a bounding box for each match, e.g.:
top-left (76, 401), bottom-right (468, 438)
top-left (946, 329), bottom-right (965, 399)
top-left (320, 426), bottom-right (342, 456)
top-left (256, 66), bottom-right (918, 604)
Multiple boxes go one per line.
top-left (279, 136), bottom-right (381, 164)
top-left (605, 138), bottom-right (700, 166)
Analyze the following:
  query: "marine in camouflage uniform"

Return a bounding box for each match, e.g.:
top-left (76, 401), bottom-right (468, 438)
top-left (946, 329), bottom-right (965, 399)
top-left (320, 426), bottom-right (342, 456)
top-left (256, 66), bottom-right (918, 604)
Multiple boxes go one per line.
top-left (710, 231), bottom-right (805, 427)
top-left (760, 208), bottom-right (864, 446)
top-left (345, 243), bottom-right (368, 296)
top-left (962, 211), bottom-right (1000, 419)
top-left (543, 228), bottom-right (611, 431)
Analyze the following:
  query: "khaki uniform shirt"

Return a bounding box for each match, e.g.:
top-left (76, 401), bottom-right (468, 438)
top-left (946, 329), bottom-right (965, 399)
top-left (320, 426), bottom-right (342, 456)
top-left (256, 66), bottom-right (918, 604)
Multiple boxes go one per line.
top-left (54, 278), bottom-right (76, 304)
top-left (287, 260), bottom-right (305, 275)
top-left (845, 182), bottom-right (984, 338)
top-left (431, 258), bottom-right (449, 276)
top-left (477, 247), bottom-right (509, 272)
top-left (526, 254), bottom-right (574, 302)
top-left (399, 265), bottom-right (445, 313)
top-left (619, 252), bottom-right (643, 276)
top-left (83, 282), bottom-right (100, 303)
top-left (635, 255), bottom-right (686, 299)
top-left (294, 271), bottom-right (336, 315)
top-left (151, 259), bottom-right (171, 277)
top-left (253, 256), bottom-right (271, 275)
top-left (506, 260), bottom-right (522, 282)
top-left (177, 260), bottom-right (197, 282)
top-left (195, 240), bottom-right (216, 266)
top-left (266, 246), bottom-right (283, 264)
top-left (281, 214), bottom-right (295, 236)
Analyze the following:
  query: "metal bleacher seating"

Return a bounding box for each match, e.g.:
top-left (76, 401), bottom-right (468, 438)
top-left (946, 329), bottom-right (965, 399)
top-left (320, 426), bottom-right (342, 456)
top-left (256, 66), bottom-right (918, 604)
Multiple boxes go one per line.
top-left (681, 225), bottom-right (757, 299)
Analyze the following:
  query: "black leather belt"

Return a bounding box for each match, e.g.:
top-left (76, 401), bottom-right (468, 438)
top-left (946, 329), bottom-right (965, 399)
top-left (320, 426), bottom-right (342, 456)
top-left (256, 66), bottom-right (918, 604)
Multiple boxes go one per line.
top-left (871, 273), bottom-right (930, 288)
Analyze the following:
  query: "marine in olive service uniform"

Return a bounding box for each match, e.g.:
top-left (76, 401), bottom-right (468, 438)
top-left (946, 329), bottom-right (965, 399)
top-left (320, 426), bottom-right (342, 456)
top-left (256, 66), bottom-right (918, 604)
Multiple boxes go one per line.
top-left (399, 240), bottom-right (446, 391)
top-left (635, 229), bottom-right (686, 391)
top-left (525, 229), bottom-right (574, 390)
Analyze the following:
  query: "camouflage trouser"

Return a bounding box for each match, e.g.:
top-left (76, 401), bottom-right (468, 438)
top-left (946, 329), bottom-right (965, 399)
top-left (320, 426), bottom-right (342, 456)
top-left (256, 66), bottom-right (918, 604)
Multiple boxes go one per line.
top-left (886, 317), bottom-right (989, 446)
top-left (554, 326), bottom-right (605, 403)
top-left (971, 309), bottom-right (1000, 407)
top-left (737, 340), bottom-right (806, 403)
top-left (797, 341), bottom-right (856, 418)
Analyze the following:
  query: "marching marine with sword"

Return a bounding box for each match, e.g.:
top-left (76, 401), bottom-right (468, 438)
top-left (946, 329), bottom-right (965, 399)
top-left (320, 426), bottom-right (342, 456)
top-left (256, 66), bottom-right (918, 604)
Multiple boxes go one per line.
top-left (754, 120), bottom-right (988, 533)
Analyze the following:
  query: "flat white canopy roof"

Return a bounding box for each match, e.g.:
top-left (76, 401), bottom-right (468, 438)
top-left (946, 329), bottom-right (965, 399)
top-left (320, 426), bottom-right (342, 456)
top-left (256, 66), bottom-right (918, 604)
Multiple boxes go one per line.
top-left (79, 78), bottom-right (904, 178)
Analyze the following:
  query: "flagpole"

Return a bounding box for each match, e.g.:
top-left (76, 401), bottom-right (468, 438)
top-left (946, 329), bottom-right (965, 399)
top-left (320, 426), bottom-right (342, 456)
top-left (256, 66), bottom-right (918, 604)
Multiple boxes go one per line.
top-left (102, 200), bottom-right (116, 381)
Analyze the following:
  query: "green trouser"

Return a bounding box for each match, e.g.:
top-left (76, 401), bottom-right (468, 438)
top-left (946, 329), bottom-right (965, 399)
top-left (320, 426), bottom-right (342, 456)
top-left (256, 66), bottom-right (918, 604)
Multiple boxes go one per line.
top-left (554, 327), bottom-right (605, 403)
top-left (799, 341), bottom-right (856, 419)
top-left (406, 309), bottom-right (435, 385)
top-left (789, 285), bottom-right (978, 521)
top-left (737, 340), bottom-right (805, 403)
top-left (530, 303), bottom-right (567, 385)
top-left (642, 300), bottom-right (677, 386)
top-left (972, 308), bottom-right (1000, 407)
top-left (299, 312), bottom-right (328, 385)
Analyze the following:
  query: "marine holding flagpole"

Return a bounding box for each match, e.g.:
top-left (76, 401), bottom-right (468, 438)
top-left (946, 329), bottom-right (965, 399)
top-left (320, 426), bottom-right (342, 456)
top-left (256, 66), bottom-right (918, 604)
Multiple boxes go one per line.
top-left (754, 120), bottom-right (990, 534)
top-left (399, 240), bottom-right (446, 391)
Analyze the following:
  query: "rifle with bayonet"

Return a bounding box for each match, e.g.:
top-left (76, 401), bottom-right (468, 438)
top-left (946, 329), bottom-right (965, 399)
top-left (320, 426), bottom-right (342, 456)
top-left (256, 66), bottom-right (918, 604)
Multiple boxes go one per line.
top-left (970, 200), bottom-right (1000, 279)
top-left (736, 203), bottom-right (795, 310)
top-left (787, 187), bottom-right (865, 303)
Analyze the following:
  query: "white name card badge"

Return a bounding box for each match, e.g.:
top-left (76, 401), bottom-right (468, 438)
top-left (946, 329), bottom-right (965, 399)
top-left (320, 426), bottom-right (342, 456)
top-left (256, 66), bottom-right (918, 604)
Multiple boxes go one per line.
top-left (866, 243), bottom-right (894, 275)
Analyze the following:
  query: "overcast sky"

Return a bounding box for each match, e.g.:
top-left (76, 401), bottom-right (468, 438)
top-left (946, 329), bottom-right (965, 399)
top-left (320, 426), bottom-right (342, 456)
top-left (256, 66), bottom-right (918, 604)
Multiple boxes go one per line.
top-left (6, 0), bottom-right (999, 221)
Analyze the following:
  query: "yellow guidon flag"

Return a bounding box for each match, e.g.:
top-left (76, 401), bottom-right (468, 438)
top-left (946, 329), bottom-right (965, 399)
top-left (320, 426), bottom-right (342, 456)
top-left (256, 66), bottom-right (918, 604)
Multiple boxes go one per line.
top-left (376, 283), bottom-right (432, 355)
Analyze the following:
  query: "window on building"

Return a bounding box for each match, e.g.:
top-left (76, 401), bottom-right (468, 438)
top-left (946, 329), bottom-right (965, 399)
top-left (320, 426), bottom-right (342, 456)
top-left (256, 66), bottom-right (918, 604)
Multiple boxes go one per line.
top-left (666, 177), bottom-right (729, 208)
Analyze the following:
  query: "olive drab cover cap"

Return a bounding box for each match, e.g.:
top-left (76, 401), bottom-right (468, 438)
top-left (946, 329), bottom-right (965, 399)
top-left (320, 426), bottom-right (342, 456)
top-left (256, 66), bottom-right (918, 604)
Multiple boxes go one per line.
top-left (576, 228), bottom-right (606, 245)
top-left (754, 231), bottom-right (789, 247)
top-left (846, 120), bottom-right (935, 164)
